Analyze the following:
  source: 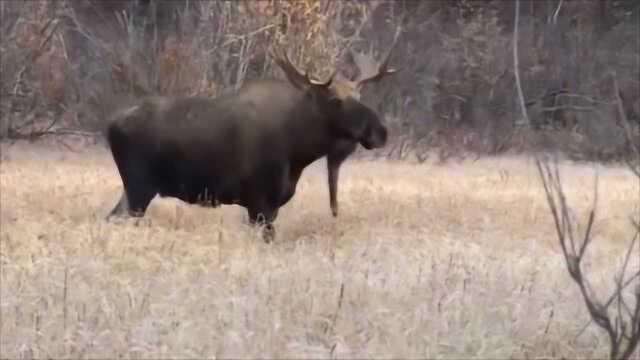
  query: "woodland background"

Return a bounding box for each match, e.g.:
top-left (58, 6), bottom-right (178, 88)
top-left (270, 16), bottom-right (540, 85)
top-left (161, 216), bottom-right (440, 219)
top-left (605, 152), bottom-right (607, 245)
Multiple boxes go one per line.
top-left (1, 0), bottom-right (639, 162)
top-left (1, 2), bottom-right (640, 358)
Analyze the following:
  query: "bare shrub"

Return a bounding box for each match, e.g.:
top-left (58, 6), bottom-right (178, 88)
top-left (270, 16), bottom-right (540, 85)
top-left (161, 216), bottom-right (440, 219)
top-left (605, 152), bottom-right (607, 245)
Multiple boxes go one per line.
top-left (535, 153), bottom-right (640, 359)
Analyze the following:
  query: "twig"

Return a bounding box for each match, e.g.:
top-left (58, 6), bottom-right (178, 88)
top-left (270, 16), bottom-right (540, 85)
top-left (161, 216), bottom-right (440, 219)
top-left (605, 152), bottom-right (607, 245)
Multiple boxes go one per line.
top-left (539, 106), bottom-right (596, 112)
top-left (513, 0), bottom-right (529, 127)
top-left (325, 282), bottom-right (345, 335)
top-left (41, 129), bottom-right (100, 137)
top-left (555, 93), bottom-right (617, 105)
top-left (6, 125), bottom-right (100, 141)
top-left (552, 0), bottom-right (564, 24)
top-left (63, 267), bottom-right (68, 331)
top-left (543, 306), bottom-right (554, 336)
top-left (205, 24), bottom-right (276, 55)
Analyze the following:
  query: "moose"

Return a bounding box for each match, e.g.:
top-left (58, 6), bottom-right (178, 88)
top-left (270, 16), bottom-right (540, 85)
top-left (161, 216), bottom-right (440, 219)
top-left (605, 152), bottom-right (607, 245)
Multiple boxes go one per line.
top-left (105, 39), bottom-right (399, 242)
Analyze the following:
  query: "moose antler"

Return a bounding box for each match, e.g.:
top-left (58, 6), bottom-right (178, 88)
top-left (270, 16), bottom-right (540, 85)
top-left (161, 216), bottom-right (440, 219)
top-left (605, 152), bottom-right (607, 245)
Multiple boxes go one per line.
top-left (351, 26), bottom-right (402, 89)
top-left (269, 47), bottom-right (336, 89)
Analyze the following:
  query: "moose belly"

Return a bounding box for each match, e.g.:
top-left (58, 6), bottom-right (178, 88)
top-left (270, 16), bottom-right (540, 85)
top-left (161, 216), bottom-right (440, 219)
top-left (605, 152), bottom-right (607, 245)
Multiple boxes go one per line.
top-left (157, 175), bottom-right (245, 207)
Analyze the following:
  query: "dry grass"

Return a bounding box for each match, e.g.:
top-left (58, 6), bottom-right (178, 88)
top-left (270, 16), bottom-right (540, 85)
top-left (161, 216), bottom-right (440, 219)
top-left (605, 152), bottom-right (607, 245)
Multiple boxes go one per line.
top-left (1, 142), bottom-right (638, 359)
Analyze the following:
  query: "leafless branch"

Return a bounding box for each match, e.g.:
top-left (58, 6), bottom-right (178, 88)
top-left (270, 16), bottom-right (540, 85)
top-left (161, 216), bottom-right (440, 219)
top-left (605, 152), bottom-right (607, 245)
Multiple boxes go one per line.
top-left (552, 0), bottom-right (564, 24)
top-left (39, 129), bottom-right (101, 137)
top-left (535, 154), bottom-right (640, 359)
top-left (555, 93), bottom-right (617, 105)
top-left (539, 106), bottom-right (596, 112)
top-left (205, 24), bottom-right (276, 55)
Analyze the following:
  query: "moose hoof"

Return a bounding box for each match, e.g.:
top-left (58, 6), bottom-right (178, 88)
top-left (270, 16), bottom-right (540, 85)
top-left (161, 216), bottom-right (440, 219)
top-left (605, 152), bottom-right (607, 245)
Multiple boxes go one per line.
top-left (262, 225), bottom-right (276, 244)
top-left (105, 212), bottom-right (129, 223)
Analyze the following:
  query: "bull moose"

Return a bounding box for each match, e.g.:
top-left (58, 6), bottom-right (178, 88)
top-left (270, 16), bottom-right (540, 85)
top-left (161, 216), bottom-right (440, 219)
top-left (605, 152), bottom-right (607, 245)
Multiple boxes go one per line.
top-left (105, 41), bottom-right (399, 242)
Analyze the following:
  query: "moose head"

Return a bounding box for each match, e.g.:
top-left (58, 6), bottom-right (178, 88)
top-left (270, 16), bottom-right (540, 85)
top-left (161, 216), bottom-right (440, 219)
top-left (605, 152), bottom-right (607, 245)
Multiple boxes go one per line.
top-left (268, 28), bottom-right (401, 150)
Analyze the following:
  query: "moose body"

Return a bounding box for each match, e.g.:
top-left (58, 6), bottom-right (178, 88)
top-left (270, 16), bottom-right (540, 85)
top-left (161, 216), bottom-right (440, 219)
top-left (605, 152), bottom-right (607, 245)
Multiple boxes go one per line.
top-left (108, 88), bottom-right (308, 210)
top-left (106, 40), bottom-right (399, 241)
top-left (107, 72), bottom-right (387, 241)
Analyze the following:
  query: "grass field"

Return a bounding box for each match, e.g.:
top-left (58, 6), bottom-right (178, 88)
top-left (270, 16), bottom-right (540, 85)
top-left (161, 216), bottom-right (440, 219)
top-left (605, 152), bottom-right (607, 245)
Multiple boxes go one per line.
top-left (1, 142), bottom-right (638, 359)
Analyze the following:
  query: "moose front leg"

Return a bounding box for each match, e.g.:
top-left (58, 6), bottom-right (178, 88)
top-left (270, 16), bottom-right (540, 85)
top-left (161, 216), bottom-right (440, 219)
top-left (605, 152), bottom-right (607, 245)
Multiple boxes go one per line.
top-left (248, 204), bottom-right (279, 243)
top-left (327, 158), bottom-right (342, 218)
top-left (327, 142), bottom-right (356, 217)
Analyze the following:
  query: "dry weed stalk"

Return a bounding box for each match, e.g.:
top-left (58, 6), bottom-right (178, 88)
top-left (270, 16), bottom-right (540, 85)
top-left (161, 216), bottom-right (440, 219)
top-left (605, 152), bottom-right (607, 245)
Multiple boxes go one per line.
top-left (535, 154), bottom-right (640, 359)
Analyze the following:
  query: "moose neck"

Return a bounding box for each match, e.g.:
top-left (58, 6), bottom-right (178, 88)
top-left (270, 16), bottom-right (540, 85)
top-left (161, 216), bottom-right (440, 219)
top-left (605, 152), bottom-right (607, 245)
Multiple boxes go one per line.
top-left (285, 110), bottom-right (335, 168)
top-left (235, 79), bottom-right (343, 169)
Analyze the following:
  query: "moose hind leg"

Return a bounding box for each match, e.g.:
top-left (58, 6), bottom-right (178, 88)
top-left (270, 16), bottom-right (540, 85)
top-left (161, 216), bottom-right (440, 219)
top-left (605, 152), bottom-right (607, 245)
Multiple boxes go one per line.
top-left (107, 186), bottom-right (155, 220)
top-left (248, 205), bottom-right (279, 243)
top-left (122, 181), bottom-right (156, 217)
top-left (107, 125), bottom-right (157, 219)
top-left (109, 160), bottom-right (157, 218)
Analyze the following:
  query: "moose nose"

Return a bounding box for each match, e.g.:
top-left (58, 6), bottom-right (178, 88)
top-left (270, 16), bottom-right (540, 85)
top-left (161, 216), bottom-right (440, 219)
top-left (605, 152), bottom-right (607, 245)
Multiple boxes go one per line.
top-left (369, 125), bottom-right (387, 149)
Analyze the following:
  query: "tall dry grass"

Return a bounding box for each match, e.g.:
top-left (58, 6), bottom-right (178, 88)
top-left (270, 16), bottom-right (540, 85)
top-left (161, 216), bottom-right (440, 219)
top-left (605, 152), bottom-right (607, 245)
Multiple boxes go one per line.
top-left (1, 142), bottom-right (638, 359)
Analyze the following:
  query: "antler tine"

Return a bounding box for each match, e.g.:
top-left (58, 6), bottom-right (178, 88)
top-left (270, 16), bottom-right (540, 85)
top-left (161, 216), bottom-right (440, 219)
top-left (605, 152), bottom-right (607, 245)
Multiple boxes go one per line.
top-left (270, 46), bottom-right (308, 90)
top-left (354, 26), bottom-right (402, 88)
top-left (296, 51), bottom-right (335, 87)
top-left (270, 46), bottom-right (334, 88)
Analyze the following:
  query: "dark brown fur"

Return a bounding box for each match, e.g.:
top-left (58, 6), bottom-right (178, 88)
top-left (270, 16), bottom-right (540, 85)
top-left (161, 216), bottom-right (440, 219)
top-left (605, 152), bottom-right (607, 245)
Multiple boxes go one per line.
top-left (106, 75), bottom-right (388, 242)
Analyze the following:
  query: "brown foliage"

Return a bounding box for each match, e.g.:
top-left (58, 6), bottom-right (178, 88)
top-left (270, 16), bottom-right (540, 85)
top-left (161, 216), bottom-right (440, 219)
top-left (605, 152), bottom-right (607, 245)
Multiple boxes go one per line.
top-left (1, 0), bottom-right (638, 163)
top-left (157, 35), bottom-right (202, 95)
top-left (35, 45), bottom-right (66, 104)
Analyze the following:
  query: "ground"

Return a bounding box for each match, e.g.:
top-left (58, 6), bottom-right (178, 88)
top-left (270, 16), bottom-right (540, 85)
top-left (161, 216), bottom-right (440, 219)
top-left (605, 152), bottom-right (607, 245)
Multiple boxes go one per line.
top-left (1, 141), bottom-right (638, 359)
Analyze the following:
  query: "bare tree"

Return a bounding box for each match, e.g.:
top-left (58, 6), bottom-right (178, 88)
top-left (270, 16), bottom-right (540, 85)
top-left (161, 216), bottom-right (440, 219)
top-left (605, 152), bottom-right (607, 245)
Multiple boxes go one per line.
top-left (535, 154), bottom-right (640, 359)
